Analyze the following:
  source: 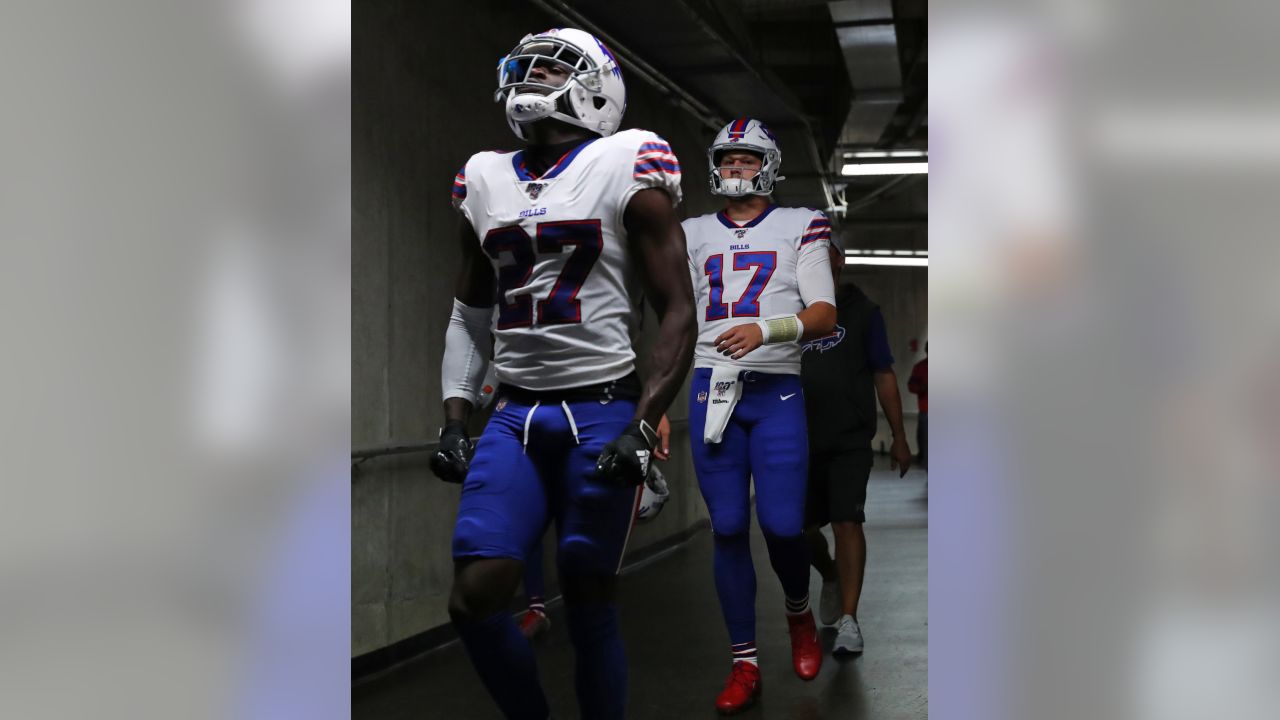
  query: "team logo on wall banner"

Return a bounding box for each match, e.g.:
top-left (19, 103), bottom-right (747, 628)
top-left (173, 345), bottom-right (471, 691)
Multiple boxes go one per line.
top-left (526, 182), bottom-right (545, 200)
top-left (697, 391), bottom-right (708, 404)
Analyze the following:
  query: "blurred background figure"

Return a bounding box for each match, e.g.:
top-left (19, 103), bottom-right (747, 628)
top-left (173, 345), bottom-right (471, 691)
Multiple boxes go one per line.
top-left (908, 343), bottom-right (927, 469)
top-left (802, 239), bottom-right (913, 658)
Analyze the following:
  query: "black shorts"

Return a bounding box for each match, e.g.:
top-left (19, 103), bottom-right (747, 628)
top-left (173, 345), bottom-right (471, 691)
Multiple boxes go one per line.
top-left (806, 448), bottom-right (873, 526)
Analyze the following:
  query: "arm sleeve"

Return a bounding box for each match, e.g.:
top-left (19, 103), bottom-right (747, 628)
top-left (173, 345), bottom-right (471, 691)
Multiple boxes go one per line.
top-left (626, 132), bottom-right (683, 207)
top-left (796, 240), bottom-right (836, 307)
top-left (866, 308), bottom-right (895, 371)
top-left (441, 299), bottom-right (493, 404)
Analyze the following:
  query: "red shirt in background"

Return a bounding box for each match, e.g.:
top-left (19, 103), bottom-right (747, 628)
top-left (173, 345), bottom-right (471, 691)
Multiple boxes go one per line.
top-left (908, 357), bottom-right (928, 413)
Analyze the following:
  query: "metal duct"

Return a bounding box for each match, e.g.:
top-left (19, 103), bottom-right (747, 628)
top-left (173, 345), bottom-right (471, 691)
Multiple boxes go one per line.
top-left (828, 0), bottom-right (903, 147)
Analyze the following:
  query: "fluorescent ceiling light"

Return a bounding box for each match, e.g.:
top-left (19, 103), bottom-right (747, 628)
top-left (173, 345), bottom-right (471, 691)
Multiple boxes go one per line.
top-left (847, 150), bottom-right (926, 159)
top-left (843, 256), bottom-right (928, 267)
top-left (841, 162), bottom-right (929, 176)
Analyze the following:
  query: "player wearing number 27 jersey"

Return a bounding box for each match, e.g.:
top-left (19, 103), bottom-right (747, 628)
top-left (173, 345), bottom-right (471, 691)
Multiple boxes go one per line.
top-left (682, 118), bottom-right (837, 715)
top-left (431, 28), bottom-right (696, 720)
top-left (455, 128), bottom-right (680, 389)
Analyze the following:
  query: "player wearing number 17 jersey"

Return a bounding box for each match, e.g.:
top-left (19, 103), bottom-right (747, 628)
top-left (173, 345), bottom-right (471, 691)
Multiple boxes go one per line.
top-left (429, 28), bottom-right (696, 720)
top-left (682, 118), bottom-right (837, 715)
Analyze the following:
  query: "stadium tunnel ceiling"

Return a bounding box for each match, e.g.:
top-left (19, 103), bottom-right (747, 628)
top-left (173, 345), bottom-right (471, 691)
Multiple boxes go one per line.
top-left (532, 0), bottom-right (927, 216)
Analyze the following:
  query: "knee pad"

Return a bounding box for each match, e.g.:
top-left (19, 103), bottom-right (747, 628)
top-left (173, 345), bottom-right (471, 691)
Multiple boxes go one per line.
top-left (757, 504), bottom-right (804, 539)
top-left (557, 535), bottom-right (614, 578)
top-left (709, 509), bottom-right (751, 538)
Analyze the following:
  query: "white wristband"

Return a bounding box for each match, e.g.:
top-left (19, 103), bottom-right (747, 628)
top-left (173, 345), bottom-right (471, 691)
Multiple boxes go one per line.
top-left (756, 315), bottom-right (804, 344)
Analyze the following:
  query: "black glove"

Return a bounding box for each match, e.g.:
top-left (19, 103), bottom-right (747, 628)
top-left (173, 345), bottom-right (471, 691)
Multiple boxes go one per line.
top-left (593, 420), bottom-right (657, 487)
top-left (430, 421), bottom-right (473, 484)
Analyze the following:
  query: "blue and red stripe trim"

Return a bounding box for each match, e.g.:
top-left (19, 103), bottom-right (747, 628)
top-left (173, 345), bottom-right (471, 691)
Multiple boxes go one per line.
top-left (634, 139), bottom-right (680, 178)
top-left (799, 213), bottom-right (831, 245)
top-left (451, 166), bottom-right (467, 200)
top-left (511, 137), bottom-right (600, 181)
top-left (715, 204), bottom-right (777, 229)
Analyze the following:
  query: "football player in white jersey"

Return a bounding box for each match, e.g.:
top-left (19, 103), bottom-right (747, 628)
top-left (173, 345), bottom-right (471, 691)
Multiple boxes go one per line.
top-left (429, 28), bottom-right (696, 720)
top-left (682, 118), bottom-right (837, 714)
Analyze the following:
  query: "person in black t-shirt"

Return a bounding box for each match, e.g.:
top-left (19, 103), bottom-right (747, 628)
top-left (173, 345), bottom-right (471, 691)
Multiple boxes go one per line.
top-left (800, 239), bottom-right (913, 656)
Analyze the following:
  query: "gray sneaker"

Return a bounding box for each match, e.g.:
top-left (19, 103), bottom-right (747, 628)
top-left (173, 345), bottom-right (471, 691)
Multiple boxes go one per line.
top-left (819, 579), bottom-right (840, 626)
top-left (833, 615), bottom-right (864, 655)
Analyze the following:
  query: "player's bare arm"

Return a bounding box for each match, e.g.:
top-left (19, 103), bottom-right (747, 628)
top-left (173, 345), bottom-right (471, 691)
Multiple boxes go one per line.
top-left (624, 187), bottom-right (697, 428)
top-left (874, 369), bottom-right (913, 477)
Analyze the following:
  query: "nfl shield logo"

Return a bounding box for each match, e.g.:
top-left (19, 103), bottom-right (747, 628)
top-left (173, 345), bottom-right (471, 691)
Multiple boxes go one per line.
top-left (697, 391), bottom-right (708, 404)
top-left (526, 182), bottom-right (544, 200)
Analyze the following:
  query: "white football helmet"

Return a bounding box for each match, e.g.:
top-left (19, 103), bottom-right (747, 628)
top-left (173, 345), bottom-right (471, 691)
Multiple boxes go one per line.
top-left (495, 28), bottom-right (627, 140)
top-left (708, 118), bottom-right (783, 196)
top-left (635, 465), bottom-right (669, 523)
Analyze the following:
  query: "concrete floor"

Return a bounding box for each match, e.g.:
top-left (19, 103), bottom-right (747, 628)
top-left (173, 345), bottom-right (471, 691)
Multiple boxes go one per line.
top-left (353, 459), bottom-right (927, 719)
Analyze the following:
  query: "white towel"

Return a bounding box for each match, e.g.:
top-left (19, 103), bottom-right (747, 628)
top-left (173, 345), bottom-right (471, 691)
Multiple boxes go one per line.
top-left (703, 365), bottom-right (744, 444)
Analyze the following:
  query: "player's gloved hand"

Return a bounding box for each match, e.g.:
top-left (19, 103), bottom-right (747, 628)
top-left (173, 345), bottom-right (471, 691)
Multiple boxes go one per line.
top-left (593, 419), bottom-right (658, 486)
top-left (430, 421), bottom-right (473, 484)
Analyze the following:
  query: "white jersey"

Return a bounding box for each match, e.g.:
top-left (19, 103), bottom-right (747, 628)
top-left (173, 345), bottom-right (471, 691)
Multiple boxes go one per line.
top-left (684, 205), bottom-right (834, 375)
top-left (453, 129), bottom-right (682, 391)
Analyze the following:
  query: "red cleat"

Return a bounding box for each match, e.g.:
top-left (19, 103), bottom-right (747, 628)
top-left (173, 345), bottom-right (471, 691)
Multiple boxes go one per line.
top-left (518, 609), bottom-right (549, 639)
top-left (715, 661), bottom-right (761, 715)
top-left (787, 610), bottom-right (822, 681)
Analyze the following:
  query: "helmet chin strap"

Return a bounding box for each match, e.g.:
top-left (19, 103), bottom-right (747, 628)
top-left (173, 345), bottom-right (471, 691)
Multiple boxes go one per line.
top-left (718, 174), bottom-right (774, 197)
top-left (506, 84), bottom-right (577, 133)
top-left (719, 177), bottom-right (754, 197)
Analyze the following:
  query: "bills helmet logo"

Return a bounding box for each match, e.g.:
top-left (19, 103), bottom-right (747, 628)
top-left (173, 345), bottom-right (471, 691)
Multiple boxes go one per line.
top-left (594, 37), bottom-right (623, 78)
top-left (801, 324), bottom-right (846, 353)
